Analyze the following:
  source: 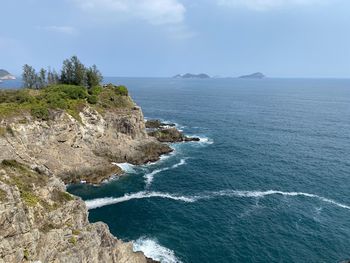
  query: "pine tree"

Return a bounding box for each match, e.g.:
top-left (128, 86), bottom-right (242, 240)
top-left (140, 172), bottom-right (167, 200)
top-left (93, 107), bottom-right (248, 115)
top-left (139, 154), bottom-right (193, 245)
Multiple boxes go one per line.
top-left (22, 64), bottom-right (37, 89)
top-left (86, 65), bottom-right (103, 88)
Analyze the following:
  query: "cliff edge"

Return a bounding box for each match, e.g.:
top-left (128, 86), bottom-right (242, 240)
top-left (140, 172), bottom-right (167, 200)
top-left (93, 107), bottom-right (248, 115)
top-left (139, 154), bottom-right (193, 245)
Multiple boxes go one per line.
top-left (0, 84), bottom-right (168, 262)
top-left (0, 160), bottom-right (153, 263)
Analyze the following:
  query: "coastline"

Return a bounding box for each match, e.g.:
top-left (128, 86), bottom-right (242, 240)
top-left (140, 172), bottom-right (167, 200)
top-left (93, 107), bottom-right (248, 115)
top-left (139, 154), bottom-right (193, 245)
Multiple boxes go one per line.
top-left (0, 91), bottom-right (195, 262)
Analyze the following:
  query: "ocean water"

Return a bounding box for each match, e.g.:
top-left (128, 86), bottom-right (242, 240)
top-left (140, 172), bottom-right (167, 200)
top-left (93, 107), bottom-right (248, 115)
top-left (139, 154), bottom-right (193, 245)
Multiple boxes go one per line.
top-left (66, 78), bottom-right (349, 262)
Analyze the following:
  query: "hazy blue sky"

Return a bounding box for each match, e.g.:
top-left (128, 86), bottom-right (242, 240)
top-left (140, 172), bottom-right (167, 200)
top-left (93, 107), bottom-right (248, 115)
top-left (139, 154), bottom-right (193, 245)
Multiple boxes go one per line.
top-left (1, 0), bottom-right (350, 77)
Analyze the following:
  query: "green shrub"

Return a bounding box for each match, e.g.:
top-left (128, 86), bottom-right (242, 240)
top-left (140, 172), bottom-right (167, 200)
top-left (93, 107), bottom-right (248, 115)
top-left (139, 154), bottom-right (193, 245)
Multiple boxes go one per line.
top-left (87, 95), bottom-right (98, 104)
top-left (115, 85), bottom-right (128, 96)
top-left (23, 249), bottom-right (30, 260)
top-left (43, 92), bottom-right (68, 109)
top-left (31, 105), bottom-right (49, 120)
top-left (45, 85), bottom-right (88, 100)
top-left (21, 191), bottom-right (40, 206)
top-left (68, 236), bottom-right (77, 245)
top-left (72, 229), bottom-right (81, 235)
top-left (0, 189), bottom-right (7, 202)
top-left (89, 86), bottom-right (102, 96)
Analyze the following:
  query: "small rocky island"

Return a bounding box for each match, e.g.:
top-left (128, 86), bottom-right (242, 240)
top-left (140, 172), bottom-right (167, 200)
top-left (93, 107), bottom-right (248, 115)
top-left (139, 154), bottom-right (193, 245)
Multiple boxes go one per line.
top-left (146, 119), bottom-right (200, 142)
top-left (239, 72), bottom-right (265, 79)
top-left (173, 73), bottom-right (210, 79)
top-left (0, 56), bottom-right (169, 263)
top-left (0, 69), bottom-right (16, 81)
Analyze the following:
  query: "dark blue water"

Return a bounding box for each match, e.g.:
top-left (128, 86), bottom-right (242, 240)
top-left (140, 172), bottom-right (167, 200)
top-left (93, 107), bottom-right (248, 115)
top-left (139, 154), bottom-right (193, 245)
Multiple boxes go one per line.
top-left (67, 78), bottom-right (350, 263)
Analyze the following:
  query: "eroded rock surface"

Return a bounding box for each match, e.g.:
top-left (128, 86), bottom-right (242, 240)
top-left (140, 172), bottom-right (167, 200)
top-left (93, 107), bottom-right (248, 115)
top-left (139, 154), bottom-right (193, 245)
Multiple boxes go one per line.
top-left (0, 161), bottom-right (151, 263)
top-left (0, 106), bottom-right (171, 184)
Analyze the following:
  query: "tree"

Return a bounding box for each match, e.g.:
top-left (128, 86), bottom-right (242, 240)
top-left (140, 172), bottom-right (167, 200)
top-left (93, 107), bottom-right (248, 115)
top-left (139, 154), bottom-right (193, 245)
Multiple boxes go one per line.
top-left (47, 68), bottom-right (59, 85)
top-left (60, 56), bottom-right (86, 86)
top-left (22, 64), bottom-right (37, 89)
top-left (37, 68), bottom-right (47, 89)
top-left (61, 58), bottom-right (74, 84)
top-left (86, 65), bottom-right (103, 88)
top-left (71, 55), bottom-right (86, 86)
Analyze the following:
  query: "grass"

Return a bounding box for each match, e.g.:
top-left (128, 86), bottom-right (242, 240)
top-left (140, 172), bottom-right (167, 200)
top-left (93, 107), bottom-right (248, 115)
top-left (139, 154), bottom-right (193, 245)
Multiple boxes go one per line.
top-left (0, 84), bottom-right (133, 121)
top-left (68, 236), bottom-right (77, 245)
top-left (23, 249), bottom-right (30, 260)
top-left (0, 160), bottom-right (73, 208)
top-left (0, 188), bottom-right (7, 202)
top-left (72, 229), bottom-right (81, 235)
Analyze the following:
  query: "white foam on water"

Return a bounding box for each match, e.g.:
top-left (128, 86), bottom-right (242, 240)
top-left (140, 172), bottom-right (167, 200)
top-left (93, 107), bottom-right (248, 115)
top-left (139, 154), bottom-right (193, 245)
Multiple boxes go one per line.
top-left (133, 237), bottom-right (182, 263)
top-left (198, 136), bottom-right (214, 144)
top-left (144, 159), bottom-right (187, 186)
top-left (85, 191), bottom-right (195, 210)
top-left (85, 189), bottom-right (350, 211)
top-left (113, 162), bottom-right (136, 173)
top-left (202, 190), bottom-right (350, 210)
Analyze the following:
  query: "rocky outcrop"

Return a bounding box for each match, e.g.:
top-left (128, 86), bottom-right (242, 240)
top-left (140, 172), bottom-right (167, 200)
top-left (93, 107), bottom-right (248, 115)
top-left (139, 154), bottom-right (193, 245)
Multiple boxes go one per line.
top-left (0, 99), bottom-right (171, 262)
top-left (146, 120), bottom-right (199, 143)
top-left (0, 106), bottom-right (172, 184)
top-left (0, 160), bottom-right (153, 263)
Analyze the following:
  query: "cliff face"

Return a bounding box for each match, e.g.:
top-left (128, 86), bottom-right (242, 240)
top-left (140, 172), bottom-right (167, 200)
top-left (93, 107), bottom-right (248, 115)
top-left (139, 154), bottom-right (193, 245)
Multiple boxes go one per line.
top-left (0, 100), bottom-right (169, 262)
top-left (0, 161), bottom-right (148, 263)
top-left (0, 105), bottom-right (171, 184)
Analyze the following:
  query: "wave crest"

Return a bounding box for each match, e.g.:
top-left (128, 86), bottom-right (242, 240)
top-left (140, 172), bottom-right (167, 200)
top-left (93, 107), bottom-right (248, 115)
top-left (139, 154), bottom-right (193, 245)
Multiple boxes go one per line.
top-left (85, 189), bottom-right (350, 211)
top-left (133, 237), bottom-right (182, 263)
top-left (85, 191), bottom-right (195, 210)
top-left (144, 159), bottom-right (187, 186)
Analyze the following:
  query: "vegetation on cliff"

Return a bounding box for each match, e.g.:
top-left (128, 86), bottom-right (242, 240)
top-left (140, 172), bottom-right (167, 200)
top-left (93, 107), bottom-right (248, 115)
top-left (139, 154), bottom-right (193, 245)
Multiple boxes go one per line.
top-left (0, 83), bottom-right (133, 121)
top-left (22, 56), bottom-right (102, 89)
top-left (0, 56), bottom-right (133, 122)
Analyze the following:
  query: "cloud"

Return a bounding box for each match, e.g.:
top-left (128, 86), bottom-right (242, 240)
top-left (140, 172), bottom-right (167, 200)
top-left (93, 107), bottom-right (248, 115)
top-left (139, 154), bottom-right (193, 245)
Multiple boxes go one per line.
top-left (217, 0), bottom-right (329, 11)
top-left (39, 26), bottom-right (77, 35)
top-left (72, 0), bottom-right (186, 25)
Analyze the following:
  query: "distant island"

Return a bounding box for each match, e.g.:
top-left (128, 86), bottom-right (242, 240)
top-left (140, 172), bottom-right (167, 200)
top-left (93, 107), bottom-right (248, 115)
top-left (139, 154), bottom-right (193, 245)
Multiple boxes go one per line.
top-left (0, 69), bottom-right (16, 80)
top-left (173, 73), bottom-right (210, 79)
top-left (239, 72), bottom-right (265, 79)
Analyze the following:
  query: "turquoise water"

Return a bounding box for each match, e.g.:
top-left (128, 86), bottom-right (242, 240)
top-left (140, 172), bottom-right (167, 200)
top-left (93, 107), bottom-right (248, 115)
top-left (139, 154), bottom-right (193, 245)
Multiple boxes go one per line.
top-left (67, 78), bottom-right (350, 263)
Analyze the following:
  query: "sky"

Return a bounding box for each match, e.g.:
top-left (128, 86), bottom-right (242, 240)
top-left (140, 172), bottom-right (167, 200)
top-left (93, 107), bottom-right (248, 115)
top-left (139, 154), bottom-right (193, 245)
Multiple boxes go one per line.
top-left (1, 0), bottom-right (350, 78)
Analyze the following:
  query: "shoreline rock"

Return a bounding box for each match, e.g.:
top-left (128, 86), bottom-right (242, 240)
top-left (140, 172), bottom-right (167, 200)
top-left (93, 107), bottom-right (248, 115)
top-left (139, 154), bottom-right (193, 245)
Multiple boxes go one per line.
top-left (146, 119), bottom-right (200, 143)
top-left (0, 160), bottom-right (156, 263)
top-left (0, 106), bottom-right (172, 185)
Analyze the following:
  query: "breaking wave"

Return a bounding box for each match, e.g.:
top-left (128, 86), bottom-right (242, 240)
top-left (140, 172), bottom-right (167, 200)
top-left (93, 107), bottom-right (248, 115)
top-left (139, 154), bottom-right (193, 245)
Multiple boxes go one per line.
top-left (144, 159), bottom-right (187, 186)
top-left (133, 237), bottom-right (182, 263)
top-left (113, 162), bottom-right (136, 173)
top-left (86, 189), bottom-right (350, 211)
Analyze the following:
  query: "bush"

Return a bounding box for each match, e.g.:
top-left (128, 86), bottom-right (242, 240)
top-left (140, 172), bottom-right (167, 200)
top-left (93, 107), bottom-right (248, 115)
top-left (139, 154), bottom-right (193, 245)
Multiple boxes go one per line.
top-left (115, 85), bottom-right (128, 96)
top-left (87, 95), bottom-right (98, 104)
top-left (31, 105), bottom-right (49, 120)
top-left (45, 85), bottom-right (88, 100)
top-left (44, 92), bottom-right (67, 109)
top-left (88, 86), bottom-right (102, 96)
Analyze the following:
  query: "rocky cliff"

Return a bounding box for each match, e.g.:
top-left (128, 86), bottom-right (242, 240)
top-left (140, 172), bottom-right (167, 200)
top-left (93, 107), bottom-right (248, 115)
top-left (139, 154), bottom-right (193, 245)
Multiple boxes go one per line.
top-left (0, 160), bottom-right (153, 263)
top-left (0, 96), bottom-right (168, 262)
top-left (0, 105), bottom-right (171, 184)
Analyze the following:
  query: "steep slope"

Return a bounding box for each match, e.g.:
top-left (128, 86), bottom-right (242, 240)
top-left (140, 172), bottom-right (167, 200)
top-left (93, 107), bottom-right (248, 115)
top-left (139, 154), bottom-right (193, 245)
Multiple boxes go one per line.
top-left (0, 160), bottom-right (153, 263)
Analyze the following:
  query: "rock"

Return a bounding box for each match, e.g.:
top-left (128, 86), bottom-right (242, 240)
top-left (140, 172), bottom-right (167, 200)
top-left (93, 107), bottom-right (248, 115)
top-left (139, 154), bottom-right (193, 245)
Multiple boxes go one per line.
top-left (145, 120), bottom-right (175, 129)
top-left (0, 105), bottom-right (171, 184)
top-left (0, 160), bottom-right (155, 263)
top-left (148, 127), bottom-right (200, 143)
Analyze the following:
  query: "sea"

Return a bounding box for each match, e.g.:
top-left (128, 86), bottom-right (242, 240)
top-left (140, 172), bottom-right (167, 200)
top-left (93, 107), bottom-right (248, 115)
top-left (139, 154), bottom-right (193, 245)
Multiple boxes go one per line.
top-left (2, 78), bottom-right (350, 262)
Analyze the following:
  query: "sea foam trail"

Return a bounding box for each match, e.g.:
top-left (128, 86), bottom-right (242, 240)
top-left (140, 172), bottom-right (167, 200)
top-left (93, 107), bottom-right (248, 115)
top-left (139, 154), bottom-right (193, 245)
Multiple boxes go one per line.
top-left (85, 189), bottom-right (350, 211)
top-left (144, 159), bottom-right (187, 186)
top-left (85, 191), bottom-right (195, 210)
top-left (133, 237), bottom-right (182, 263)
